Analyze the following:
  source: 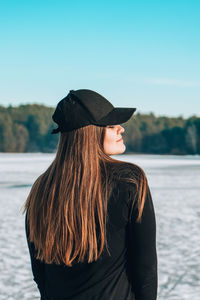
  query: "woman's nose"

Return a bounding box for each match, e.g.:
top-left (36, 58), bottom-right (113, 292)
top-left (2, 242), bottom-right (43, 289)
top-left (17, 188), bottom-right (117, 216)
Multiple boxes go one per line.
top-left (118, 125), bottom-right (125, 134)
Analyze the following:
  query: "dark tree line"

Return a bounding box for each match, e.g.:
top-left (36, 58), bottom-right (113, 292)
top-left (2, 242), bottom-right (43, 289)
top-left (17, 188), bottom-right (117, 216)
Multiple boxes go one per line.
top-left (124, 113), bottom-right (200, 154)
top-left (0, 104), bottom-right (58, 152)
top-left (0, 104), bottom-right (200, 154)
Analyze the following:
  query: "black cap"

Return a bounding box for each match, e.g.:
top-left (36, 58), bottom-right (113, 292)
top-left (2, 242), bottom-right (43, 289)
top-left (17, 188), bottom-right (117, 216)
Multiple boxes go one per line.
top-left (51, 89), bottom-right (136, 133)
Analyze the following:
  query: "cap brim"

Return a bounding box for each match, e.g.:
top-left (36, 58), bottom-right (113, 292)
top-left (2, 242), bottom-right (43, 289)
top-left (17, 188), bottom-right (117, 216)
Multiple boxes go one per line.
top-left (96, 107), bottom-right (136, 126)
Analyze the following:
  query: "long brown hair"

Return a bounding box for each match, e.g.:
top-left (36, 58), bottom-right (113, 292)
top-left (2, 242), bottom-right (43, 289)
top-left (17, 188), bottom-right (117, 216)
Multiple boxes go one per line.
top-left (24, 125), bottom-right (147, 266)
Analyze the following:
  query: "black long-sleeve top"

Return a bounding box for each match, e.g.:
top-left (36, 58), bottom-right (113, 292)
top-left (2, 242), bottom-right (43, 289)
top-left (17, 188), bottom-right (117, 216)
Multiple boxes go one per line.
top-left (25, 178), bottom-right (157, 300)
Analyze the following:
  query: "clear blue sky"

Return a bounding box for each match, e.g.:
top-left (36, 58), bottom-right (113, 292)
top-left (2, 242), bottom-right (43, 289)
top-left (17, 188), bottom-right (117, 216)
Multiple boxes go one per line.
top-left (0, 0), bottom-right (200, 118)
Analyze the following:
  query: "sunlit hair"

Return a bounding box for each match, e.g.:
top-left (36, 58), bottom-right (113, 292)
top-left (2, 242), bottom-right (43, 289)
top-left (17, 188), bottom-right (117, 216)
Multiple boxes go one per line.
top-left (24, 125), bottom-right (147, 266)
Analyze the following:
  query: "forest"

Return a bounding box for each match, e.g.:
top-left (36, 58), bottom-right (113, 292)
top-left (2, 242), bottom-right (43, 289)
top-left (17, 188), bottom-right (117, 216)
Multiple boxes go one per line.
top-left (0, 104), bottom-right (200, 155)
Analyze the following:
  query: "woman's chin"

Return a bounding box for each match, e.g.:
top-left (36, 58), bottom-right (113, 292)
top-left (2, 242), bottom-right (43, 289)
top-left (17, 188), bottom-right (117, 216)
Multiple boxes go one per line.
top-left (116, 144), bottom-right (126, 155)
top-left (104, 144), bottom-right (126, 155)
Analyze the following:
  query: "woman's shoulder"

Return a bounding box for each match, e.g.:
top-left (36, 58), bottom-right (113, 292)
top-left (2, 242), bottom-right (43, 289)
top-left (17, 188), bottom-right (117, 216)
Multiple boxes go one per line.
top-left (111, 159), bottom-right (148, 200)
top-left (109, 159), bottom-right (147, 183)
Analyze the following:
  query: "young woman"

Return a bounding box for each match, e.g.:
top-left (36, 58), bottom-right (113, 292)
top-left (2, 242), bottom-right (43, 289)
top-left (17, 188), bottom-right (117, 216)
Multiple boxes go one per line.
top-left (24, 89), bottom-right (157, 300)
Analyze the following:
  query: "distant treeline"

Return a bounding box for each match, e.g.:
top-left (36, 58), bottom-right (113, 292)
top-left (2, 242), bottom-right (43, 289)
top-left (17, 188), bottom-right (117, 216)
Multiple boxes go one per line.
top-left (0, 104), bottom-right (200, 154)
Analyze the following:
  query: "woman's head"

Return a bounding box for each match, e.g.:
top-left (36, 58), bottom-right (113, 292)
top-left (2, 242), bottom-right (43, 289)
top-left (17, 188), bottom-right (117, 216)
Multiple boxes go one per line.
top-left (51, 89), bottom-right (134, 157)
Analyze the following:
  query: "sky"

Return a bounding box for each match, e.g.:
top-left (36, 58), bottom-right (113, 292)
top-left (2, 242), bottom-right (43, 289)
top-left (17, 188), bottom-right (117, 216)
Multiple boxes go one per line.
top-left (0, 0), bottom-right (200, 118)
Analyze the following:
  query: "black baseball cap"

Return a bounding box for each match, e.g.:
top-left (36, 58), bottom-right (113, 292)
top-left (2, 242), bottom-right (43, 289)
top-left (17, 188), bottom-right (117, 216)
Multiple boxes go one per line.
top-left (51, 89), bottom-right (136, 133)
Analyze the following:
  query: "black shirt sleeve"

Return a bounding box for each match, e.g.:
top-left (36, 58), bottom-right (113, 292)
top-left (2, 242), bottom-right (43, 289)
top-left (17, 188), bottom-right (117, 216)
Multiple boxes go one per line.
top-left (25, 215), bottom-right (46, 300)
top-left (127, 184), bottom-right (158, 300)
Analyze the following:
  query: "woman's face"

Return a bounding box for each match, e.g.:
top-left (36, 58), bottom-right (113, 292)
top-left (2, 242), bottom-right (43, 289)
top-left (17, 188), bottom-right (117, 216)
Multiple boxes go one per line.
top-left (103, 125), bottom-right (126, 155)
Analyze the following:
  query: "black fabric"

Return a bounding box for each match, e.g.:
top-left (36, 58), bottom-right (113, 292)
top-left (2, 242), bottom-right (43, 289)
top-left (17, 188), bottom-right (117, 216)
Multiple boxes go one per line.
top-left (96, 107), bottom-right (136, 126)
top-left (51, 89), bottom-right (136, 133)
top-left (70, 89), bottom-right (114, 121)
top-left (25, 179), bottom-right (157, 300)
